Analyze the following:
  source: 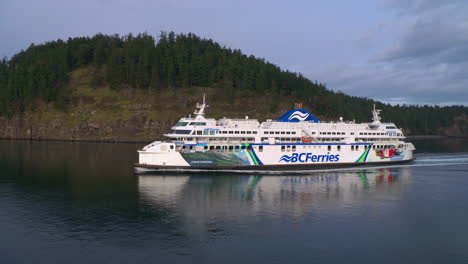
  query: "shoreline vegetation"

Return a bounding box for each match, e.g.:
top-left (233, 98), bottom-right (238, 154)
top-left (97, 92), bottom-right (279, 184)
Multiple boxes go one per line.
top-left (1, 32), bottom-right (467, 140)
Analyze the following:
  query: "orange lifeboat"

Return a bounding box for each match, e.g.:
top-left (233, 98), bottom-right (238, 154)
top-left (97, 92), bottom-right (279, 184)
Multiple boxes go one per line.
top-left (302, 136), bottom-right (313, 143)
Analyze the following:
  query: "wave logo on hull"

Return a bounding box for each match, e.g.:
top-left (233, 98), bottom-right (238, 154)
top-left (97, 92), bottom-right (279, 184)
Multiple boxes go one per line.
top-left (288, 111), bottom-right (310, 121)
top-left (279, 155), bottom-right (293, 162)
top-left (279, 153), bottom-right (340, 163)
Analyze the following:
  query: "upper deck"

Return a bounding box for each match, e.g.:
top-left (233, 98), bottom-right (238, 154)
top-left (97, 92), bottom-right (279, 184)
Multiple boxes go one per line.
top-left (164, 96), bottom-right (406, 145)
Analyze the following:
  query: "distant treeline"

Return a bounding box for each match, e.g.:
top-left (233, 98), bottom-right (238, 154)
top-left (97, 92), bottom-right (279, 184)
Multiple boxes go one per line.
top-left (0, 32), bottom-right (467, 134)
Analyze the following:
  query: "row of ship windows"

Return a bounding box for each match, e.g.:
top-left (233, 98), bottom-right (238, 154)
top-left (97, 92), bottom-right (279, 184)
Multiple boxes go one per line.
top-left (357, 138), bottom-right (398, 142)
top-left (179, 145), bottom-right (254, 151)
top-left (264, 131), bottom-right (297, 135)
top-left (171, 137), bottom-right (256, 142)
top-left (176, 143), bottom-right (406, 152)
top-left (171, 129), bottom-right (401, 137)
top-left (171, 130), bottom-right (260, 135)
top-left (359, 132), bottom-right (402, 136)
top-left (176, 122), bottom-right (207, 127)
top-left (280, 144), bottom-right (400, 152)
top-left (318, 132), bottom-right (348, 135)
top-left (171, 137), bottom-right (399, 143)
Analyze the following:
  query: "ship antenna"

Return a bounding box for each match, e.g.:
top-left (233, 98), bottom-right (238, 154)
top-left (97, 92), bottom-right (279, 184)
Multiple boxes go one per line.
top-left (371, 104), bottom-right (382, 126)
top-left (194, 94), bottom-right (207, 118)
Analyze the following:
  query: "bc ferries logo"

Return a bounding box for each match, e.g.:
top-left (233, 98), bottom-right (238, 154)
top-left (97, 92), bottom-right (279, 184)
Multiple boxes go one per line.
top-left (279, 153), bottom-right (340, 163)
top-left (288, 111), bottom-right (310, 121)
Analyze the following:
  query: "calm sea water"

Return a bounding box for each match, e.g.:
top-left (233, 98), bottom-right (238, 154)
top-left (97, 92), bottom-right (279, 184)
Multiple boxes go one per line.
top-left (1, 138), bottom-right (468, 264)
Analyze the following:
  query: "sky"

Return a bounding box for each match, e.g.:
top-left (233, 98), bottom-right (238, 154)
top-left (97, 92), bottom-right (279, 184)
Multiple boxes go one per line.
top-left (1, 0), bottom-right (467, 105)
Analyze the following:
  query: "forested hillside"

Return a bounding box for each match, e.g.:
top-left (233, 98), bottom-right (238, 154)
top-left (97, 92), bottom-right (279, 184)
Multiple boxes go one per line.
top-left (0, 32), bottom-right (467, 140)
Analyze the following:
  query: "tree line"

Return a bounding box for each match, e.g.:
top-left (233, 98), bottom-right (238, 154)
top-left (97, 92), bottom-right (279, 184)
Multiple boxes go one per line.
top-left (0, 32), bottom-right (467, 134)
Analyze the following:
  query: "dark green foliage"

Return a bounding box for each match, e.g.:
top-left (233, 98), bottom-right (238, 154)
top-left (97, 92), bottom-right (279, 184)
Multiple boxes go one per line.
top-left (0, 32), bottom-right (467, 135)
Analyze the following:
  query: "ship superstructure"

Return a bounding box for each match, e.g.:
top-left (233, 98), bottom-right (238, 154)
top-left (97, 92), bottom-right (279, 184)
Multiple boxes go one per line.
top-left (136, 96), bottom-right (415, 171)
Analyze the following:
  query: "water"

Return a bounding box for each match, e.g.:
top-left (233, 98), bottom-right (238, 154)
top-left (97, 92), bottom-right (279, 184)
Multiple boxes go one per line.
top-left (1, 138), bottom-right (468, 264)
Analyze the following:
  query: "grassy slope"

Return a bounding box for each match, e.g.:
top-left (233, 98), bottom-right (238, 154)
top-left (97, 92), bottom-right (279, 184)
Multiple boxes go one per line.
top-left (1, 67), bottom-right (464, 141)
top-left (0, 67), bottom-right (313, 142)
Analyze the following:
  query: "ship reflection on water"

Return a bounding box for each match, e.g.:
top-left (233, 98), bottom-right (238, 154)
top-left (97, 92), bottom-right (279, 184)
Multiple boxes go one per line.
top-left (138, 168), bottom-right (412, 233)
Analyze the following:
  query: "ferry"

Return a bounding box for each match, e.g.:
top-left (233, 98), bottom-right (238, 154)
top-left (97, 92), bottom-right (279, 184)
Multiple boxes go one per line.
top-left (135, 96), bottom-right (415, 172)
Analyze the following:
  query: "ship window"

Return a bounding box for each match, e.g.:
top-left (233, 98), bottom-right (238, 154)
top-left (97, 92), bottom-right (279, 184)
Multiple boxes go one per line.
top-left (281, 132), bottom-right (285, 134)
top-left (196, 122), bottom-right (206, 126)
top-left (281, 146), bottom-right (285, 152)
top-left (332, 132), bottom-right (336, 135)
top-left (351, 132), bottom-right (354, 135)
top-left (337, 145), bottom-right (341, 151)
top-left (247, 146), bottom-right (252, 150)
top-left (356, 146), bottom-right (359, 151)
top-left (229, 131), bottom-right (233, 134)
top-left (210, 130), bottom-right (215, 135)
top-left (286, 132), bottom-right (291, 134)
top-left (197, 131), bottom-right (202, 135)
top-left (235, 131), bottom-right (240, 134)
top-left (275, 131), bottom-right (280, 134)
top-left (327, 132), bottom-right (331, 135)
top-left (209, 146), bottom-right (214, 150)
top-left (259, 146), bottom-right (263, 152)
top-left (247, 131), bottom-right (252, 134)
top-left (204, 146), bottom-right (208, 150)
top-left (292, 146), bottom-right (296, 152)
top-left (241, 146), bottom-right (246, 150)
top-left (173, 130), bottom-right (192, 134)
top-left (328, 145), bottom-right (331, 151)
top-left (235, 146), bottom-right (240, 151)
top-left (216, 146), bottom-right (221, 150)
top-left (170, 145), bottom-right (174, 149)
top-left (292, 132), bottom-right (296, 134)
top-left (176, 122), bottom-right (189, 126)
top-left (228, 146), bottom-right (234, 151)
top-left (351, 145), bottom-right (354, 151)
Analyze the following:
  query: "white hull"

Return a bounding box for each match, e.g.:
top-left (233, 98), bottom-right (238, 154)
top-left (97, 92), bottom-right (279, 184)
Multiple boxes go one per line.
top-left (136, 142), bottom-right (415, 171)
top-left (135, 97), bottom-right (415, 172)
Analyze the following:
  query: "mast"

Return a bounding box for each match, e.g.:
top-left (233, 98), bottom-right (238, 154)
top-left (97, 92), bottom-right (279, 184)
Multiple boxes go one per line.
top-left (370, 104), bottom-right (382, 128)
top-left (194, 94), bottom-right (207, 119)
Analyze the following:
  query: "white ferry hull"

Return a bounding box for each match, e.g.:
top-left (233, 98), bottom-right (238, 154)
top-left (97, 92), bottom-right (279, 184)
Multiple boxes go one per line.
top-left (135, 143), bottom-right (415, 172)
top-left (135, 97), bottom-right (415, 173)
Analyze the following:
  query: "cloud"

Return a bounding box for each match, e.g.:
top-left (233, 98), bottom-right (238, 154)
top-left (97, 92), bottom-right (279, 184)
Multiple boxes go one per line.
top-left (313, 0), bottom-right (468, 106)
top-left (378, 3), bottom-right (468, 64)
top-left (383, 0), bottom-right (464, 15)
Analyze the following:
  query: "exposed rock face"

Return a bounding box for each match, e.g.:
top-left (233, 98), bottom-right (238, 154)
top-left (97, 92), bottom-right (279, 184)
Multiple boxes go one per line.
top-left (0, 114), bottom-right (173, 142)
